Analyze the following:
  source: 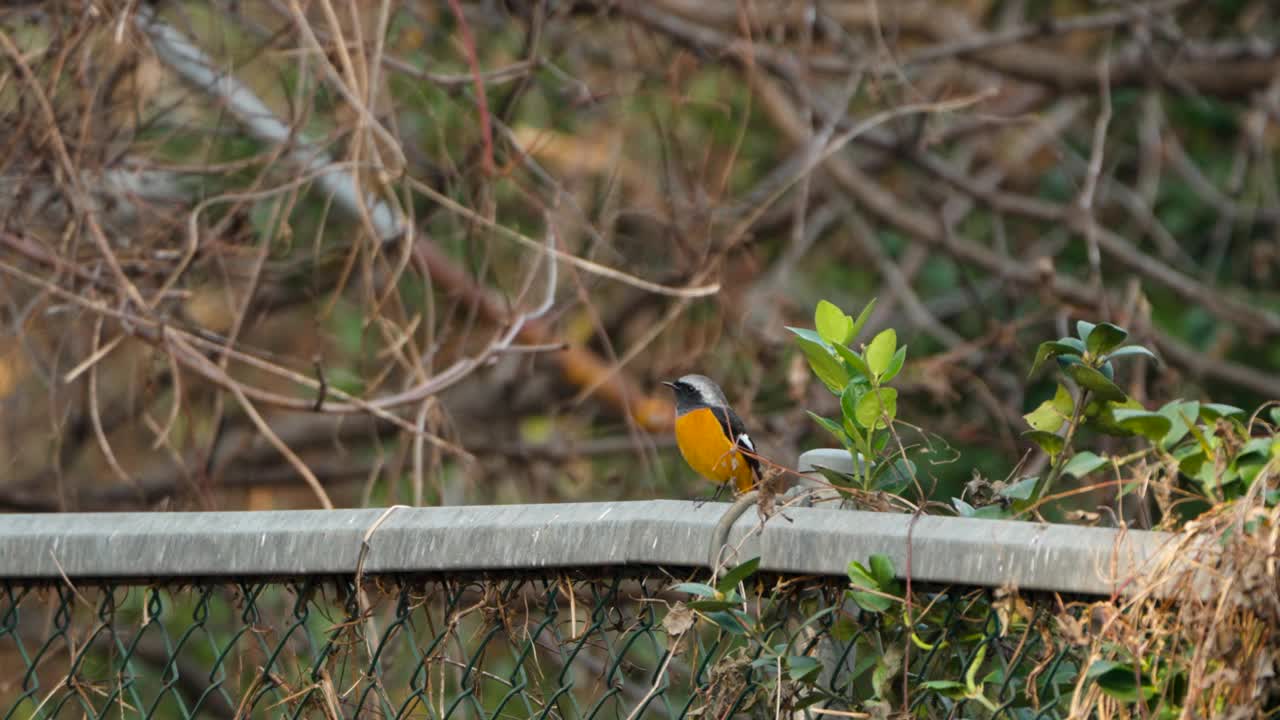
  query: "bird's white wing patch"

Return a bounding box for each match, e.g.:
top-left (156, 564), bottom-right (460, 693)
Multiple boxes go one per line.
top-left (736, 433), bottom-right (755, 451)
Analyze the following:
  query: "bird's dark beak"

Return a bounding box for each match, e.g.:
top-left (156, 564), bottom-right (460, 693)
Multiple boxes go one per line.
top-left (661, 381), bottom-right (677, 390)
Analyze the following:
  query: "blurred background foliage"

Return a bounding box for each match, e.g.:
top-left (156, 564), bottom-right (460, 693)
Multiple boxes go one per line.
top-left (0, 0), bottom-right (1277, 516)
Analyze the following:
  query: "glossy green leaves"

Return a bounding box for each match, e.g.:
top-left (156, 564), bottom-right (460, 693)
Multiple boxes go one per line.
top-left (848, 554), bottom-right (898, 613)
top-left (815, 300), bottom-right (854, 345)
top-left (790, 327), bottom-right (849, 394)
top-left (1020, 319), bottom-right (1167, 504)
top-left (793, 299), bottom-right (910, 494)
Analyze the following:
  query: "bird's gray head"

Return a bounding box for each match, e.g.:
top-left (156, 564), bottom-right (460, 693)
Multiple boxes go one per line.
top-left (662, 374), bottom-right (729, 414)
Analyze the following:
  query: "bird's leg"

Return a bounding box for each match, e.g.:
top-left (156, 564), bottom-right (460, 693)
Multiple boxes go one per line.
top-left (691, 482), bottom-right (731, 507)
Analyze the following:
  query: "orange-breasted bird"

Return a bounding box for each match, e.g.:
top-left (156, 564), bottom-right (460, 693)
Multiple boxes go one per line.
top-left (663, 374), bottom-right (760, 494)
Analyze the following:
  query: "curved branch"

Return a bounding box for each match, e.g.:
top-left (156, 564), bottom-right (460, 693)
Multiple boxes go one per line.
top-left (638, 0), bottom-right (1280, 98)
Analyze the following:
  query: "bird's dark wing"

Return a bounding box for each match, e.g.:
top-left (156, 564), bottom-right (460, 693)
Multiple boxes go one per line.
top-left (712, 405), bottom-right (761, 476)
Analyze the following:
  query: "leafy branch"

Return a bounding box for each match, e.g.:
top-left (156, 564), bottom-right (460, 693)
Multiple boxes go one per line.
top-left (789, 299), bottom-right (914, 495)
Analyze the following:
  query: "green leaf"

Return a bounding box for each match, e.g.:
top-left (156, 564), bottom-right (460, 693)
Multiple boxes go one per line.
top-left (1051, 382), bottom-right (1075, 413)
top-left (832, 342), bottom-right (872, 380)
top-left (1048, 659), bottom-right (1082, 687)
top-left (1075, 320), bottom-right (1097, 343)
top-left (786, 682), bottom-right (830, 707)
top-left (705, 609), bottom-right (750, 635)
top-left (1194, 456), bottom-right (1234, 497)
top-left (869, 554), bottom-right (896, 587)
top-left (1104, 345), bottom-right (1160, 365)
top-left (807, 412), bottom-right (850, 447)
top-left (1056, 354), bottom-right (1085, 372)
top-left (1240, 461), bottom-right (1266, 489)
top-left (950, 495), bottom-right (1005, 519)
top-left (1024, 430), bottom-right (1065, 457)
top-left (871, 646), bottom-right (902, 700)
top-left (1241, 437), bottom-right (1275, 458)
top-left (1087, 661), bottom-right (1156, 702)
top-left (999, 476), bottom-right (1039, 500)
top-left (848, 298), bottom-right (877, 343)
top-left (866, 329), bottom-right (898, 378)
top-left (848, 560), bottom-right (877, 587)
top-left (1030, 341), bottom-right (1085, 376)
top-left (1175, 444), bottom-right (1206, 475)
top-left (1086, 322), bottom-right (1128, 355)
top-left (1024, 384), bottom-right (1073, 433)
top-left (1184, 410), bottom-right (1215, 457)
top-left (687, 598), bottom-right (738, 611)
top-left (1058, 337), bottom-right (1087, 354)
top-left (849, 558), bottom-right (880, 586)
top-left (847, 588), bottom-right (893, 613)
top-left (1158, 400), bottom-right (1200, 448)
top-left (881, 346), bottom-right (907, 384)
top-left (1270, 407), bottom-right (1280, 427)
top-left (786, 326), bottom-right (825, 344)
top-left (871, 431), bottom-right (890, 453)
top-left (1063, 451), bottom-right (1108, 478)
top-left (1112, 409), bottom-right (1174, 442)
top-left (1085, 659), bottom-right (1126, 679)
top-left (716, 557), bottom-right (760, 594)
top-left (841, 381), bottom-right (865, 431)
top-left (1065, 363), bottom-right (1127, 402)
top-left (1024, 397), bottom-right (1064, 430)
top-left (1098, 361), bottom-right (1115, 381)
top-left (855, 387), bottom-right (898, 430)
top-left (873, 457), bottom-right (915, 493)
top-left (954, 498), bottom-right (1008, 519)
top-left (847, 561), bottom-right (893, 612)
top-left (1083, 397), bottom-right (1143, 437)
top-left (848, 641), bottom-right (879, 681)
top-left (1200, 403), bottom-right (1245, 422)
top-left (790, 331), bottom-right (850, 394)
top-left (786, 655), bottom-right (822, 681)
top-left (810, 465), bottom-right (859, 488)
top-left (671, 582), bottom-right (719, 598)
top-left (815, 300), bottom-right (854, 345)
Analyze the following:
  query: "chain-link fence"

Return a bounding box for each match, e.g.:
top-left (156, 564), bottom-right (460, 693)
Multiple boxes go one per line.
top-left (0, 502), bottom-right (1171, 718)
top-left (3, 572), bottom-right (1091, 719)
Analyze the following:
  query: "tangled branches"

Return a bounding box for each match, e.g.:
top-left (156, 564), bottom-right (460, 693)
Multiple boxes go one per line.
top-left (0, 0), bottom-right (1277, 513)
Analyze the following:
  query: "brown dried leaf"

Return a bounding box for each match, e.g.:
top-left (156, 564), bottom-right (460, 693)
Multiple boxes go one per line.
top-left (662, 601), bottom-right (694, 636)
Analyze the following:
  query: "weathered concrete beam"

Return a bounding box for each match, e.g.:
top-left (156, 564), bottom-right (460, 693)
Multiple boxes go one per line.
top-left (0, 501), bottom-right (1173, 595)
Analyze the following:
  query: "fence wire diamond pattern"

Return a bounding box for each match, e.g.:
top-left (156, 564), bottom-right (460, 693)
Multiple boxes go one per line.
top-left (2, 573), bottom-right (1082, 719)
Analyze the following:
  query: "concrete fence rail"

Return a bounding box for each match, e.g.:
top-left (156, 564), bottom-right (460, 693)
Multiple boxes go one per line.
top-left (0, 500), bottom-right (1174, 595)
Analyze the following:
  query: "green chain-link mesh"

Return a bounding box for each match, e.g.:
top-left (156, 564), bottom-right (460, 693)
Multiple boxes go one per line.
top-left (2, 573), bottom-right (1084, 718)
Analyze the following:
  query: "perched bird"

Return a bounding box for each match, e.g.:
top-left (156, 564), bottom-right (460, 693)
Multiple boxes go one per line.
top-left (662, 374), bottom-right (760, 494)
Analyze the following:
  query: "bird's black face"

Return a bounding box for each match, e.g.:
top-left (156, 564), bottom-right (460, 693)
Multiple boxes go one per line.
top-left (661, 380), bottom-right (697, 407)
top-left (662, 375), bottom-right (727, 414)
